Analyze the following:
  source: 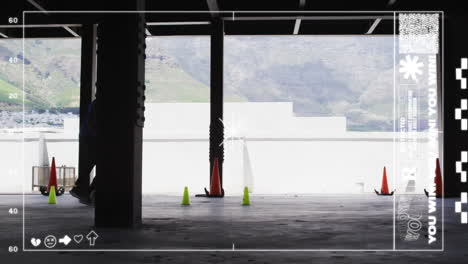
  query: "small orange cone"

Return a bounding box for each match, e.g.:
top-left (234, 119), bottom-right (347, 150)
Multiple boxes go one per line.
top-left (375, 166), bottom-right (394, 196)
top-left (381, 167), bottom-right (390, 194)
top-left (47, 157), bottom-right (57, 193)
top-left (205, 158), bottom-right (223, 197)
top-left (425, 158), bottom-right (443, 198)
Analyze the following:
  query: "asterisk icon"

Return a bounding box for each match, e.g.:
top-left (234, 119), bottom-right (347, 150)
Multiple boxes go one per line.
top-left (400, 55), bottom-right (424, 82)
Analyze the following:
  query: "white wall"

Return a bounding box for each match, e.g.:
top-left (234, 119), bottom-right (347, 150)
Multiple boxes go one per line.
top-left (0, 103), bottom-right (436, 195)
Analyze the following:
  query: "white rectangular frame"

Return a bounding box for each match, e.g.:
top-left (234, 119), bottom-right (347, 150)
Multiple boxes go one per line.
top-left (21, 10), bottom-right (444, 252)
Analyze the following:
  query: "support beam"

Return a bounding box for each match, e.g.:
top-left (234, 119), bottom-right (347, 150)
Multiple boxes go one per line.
top-left (26, 0), bottom-right (81, 37)
top-left (147, 21), bottom-right (211, 26)
top-left (209, 18), bottom-right (224, 195)
top-left (206, 0), bottom-right (220, 18)
top-left (222, 15), bottom-right (396, 21)
top-left (294, 0), bottom-right (306, 34)
top-left (146, 24), bottom-right (211, 36)
top-left (366, 18), bottom-right (382, 34)
top-left (64, 26), bottom-right (79, 37)
top-left (293, 19), bottom-right (301, 35)
top-left (26, 0), bottom-right (48, 13)
top-left (0, 24), bottom-right (81, 28)
top-left (95, 10), bottom-right (146, 227)
top-left (77, 24), bottom-right (97, 199)
top-left (365, 0), bottom-right (395, 35)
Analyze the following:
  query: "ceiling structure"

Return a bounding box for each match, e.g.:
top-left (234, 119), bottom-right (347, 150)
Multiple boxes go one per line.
top-left (0, 0), bottom-right (454, 38)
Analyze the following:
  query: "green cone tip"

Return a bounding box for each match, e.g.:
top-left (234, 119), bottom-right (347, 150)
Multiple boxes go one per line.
top-left (242, 186), bottom-right (250, 206)
top-left (48, 186), bottom-right (57, 204)
top-left (182, 186), bottom-right (190, 206)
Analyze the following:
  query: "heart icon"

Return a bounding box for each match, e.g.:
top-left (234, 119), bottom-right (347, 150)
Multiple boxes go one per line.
top-left (73, 235), bottom-right (83, 244)
top-left (30, 238), bottom-right (41, 247)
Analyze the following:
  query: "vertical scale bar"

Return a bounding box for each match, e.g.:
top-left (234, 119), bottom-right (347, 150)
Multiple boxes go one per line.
top-left (438, 14), bottom-right (445, 250)
top-left (95, 7), bottom-right (146, 227)
top-left (78, 24), bottom-right (97, 197)
top-left (209, 18), bottom-right (224, 195)
top-left (392, 12), bottom-right (397, 251)
top-left (438, 15), bottom-right (444, 191)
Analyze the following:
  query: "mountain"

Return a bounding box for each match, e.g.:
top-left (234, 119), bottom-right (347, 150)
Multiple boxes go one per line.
top-left (0, 38), bottom-right (213, 110)
top-left (0, 39), bottom-right (80, 110)
top-left (0, 36), bottom-right (398, 131)
top-left (158, 36), bottom-right (396, 130)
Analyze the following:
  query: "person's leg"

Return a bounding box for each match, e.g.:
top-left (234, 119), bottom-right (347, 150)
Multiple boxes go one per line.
top-left (87, 139), bottom-right (97, 191)
top-left (90, 177), bottom-right (96, 190)
top-left (71, 139), bottom-right (96, 203)
top-left (74, 161), bottom-right (94, 190)
top-left (74, 138), bottom-right (92, 188)
top-left (89, 177), bottom-right (96, 206)
top-left (88, 139), bottom-right (97, 203)
top-left (77, 162), bottom-right (95, 187)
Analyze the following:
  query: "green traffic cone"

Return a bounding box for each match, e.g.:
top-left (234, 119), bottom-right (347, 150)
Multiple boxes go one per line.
top-left (48, 186), bottom-right (57, 204)
top-left (242, 186), bottom-right (250, 206)
top-left (182, 186), bottom-right (190, 206)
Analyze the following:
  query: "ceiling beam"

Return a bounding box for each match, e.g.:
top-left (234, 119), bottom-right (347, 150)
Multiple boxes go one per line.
top-left (206, 0), bottom-right (220, 18)
top-left (223, 15), bottom-right (395, 21)
top-left (146, 24), bottom-right (211, 36)
top-left (26, 0), bottom-right (82, 38)
top-left (147, 21), bottom-right (210, 26)
top-left (293, 0), bottom-right (306, 35)
top-left (27, 0), bottom-right (48, 14)
top-left (63, 26), bottom-right (79, 37)
top-left (366, 0), bottom-right (397, 34)
top-left (14, 12), bottom-right (399, 27)
top-left (0, 24), bottom-right (81, 29)
top-left (23, 27), bottom-right (78, 38)
top-left (366, 18), bottom-right (382, 34)
top-left (293, 19), bottom-right (301, 35)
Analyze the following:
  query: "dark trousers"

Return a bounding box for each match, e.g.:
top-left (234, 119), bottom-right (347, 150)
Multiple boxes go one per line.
top-left (76, 136), bottom-right (97, 191)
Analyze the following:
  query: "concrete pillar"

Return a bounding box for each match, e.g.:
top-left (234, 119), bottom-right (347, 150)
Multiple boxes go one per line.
top-left (209, 18), bottom-right (225, 195)
top-left (77, 24), bottom-right (97, 196)
top-left (94, 11), bottom-right (146, 227)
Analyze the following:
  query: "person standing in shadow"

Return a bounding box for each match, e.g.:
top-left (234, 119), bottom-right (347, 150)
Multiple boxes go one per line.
top-left (70, 99), bottom-right (97, 205)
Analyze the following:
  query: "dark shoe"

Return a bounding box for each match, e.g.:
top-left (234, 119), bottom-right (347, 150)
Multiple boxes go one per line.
top-left (70, 187), bottom-right (91, 205)
top-left (78, 198), bottom-right (92, 206)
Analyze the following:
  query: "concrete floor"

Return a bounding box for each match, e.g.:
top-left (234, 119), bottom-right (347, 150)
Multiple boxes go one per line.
top-left (1, 194), bottom-right (467, 263)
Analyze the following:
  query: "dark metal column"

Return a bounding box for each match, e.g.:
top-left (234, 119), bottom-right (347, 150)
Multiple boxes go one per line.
top-left (94, 11), bottom-right (146, 227)
top-left (77, 24), bottom-right (96, 196)
top-left (209, 18), bottom-right (224, 194)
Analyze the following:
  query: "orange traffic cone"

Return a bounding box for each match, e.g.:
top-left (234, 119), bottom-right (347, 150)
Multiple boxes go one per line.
top-left (47, 157), bottom-right (57, 194)
top-left (435, 158), bottom-right (443, 197)
top-left (381, 167), bottom-right (390, 194)
top-left (204, 158), bottom-right (224, 197)
top-left (375, 167), bottom-right (394, 196)
top-left (425, 158), bottom-right (443, 198)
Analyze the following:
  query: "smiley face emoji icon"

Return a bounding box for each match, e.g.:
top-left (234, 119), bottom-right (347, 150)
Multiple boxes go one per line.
top-left (44, 235), bottom-right (57, 248)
